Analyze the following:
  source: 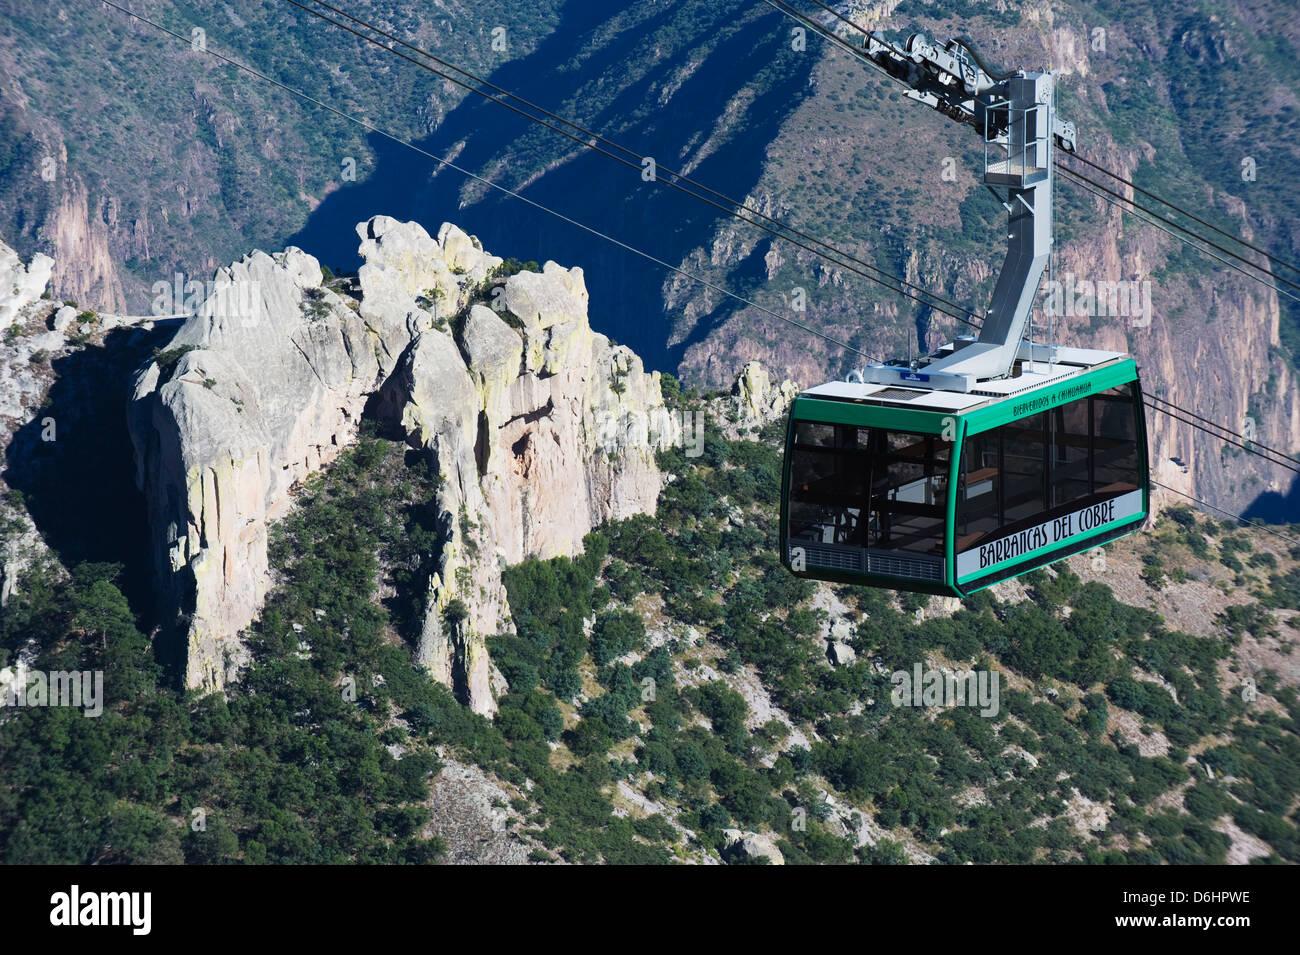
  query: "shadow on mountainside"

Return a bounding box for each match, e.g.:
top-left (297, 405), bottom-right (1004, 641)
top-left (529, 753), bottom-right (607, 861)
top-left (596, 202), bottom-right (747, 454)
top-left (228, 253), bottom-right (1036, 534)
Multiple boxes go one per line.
top-left (4, 326), bottom-right (170, 640)
top-left (286, 0), bottom-right (815, 376)
top-left (1243, 474), bottom-right (1300, 525)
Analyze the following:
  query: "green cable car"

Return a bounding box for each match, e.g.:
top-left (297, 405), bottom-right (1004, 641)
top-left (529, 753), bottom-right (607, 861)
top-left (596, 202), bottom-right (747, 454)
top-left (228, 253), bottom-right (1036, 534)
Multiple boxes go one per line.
top-left (780, 351), bottom-right (1149, 596)
top-left (779, 33), bottom-right (1150, 594)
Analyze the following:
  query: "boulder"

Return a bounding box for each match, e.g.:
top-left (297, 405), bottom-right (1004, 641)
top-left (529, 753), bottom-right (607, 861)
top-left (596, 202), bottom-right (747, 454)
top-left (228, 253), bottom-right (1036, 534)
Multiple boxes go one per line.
top-left (827, 641), bottom-right (857, 667)
top-left (721, 829), bottom-right (785, 865)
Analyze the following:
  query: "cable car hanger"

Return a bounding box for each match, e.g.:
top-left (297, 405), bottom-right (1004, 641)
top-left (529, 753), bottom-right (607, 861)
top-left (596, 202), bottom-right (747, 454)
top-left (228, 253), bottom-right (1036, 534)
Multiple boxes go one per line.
top-left (855, 30), bottom-right (1075, 392)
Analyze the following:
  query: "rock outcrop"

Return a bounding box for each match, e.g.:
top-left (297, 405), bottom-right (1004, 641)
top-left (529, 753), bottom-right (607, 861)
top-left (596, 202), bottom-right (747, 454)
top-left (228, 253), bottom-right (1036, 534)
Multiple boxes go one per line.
top-left (0, 230), bottom-right (178, 628)
top-left (0, 240), bottom-right (53, 330)
top-left (129, 217), bottom-right (667, 713)
top-left (827, 641), bottom-right (857, 667)
top-left (128, 244), bottom-right (385, 691)
top-left (731, 360), bottom-right (798, 429)
top-left (47, 175), bottom-right (127, 315)
top-left (385, 258), bottom-right (667, 712)
top-left (0, 244), bottom-right (58, 609)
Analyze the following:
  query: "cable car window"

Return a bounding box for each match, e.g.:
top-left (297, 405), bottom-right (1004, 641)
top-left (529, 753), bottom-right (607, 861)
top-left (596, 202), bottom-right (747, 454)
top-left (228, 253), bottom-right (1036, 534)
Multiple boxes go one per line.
top-left (788, 424), bottom-right (949, 555)
top-left (788, 423), bottom-right (868, 546)
top-left (957, 430), bottom-right (1001, 547)
top-left (1050, 396), bottom-right (1092, 508)
top-left (958, 384), bottom-right (1140, 552)
top-left (1094, 386), bottom-right (1139, 492)
top-left (1002, 411), bottom-right (1047, 524)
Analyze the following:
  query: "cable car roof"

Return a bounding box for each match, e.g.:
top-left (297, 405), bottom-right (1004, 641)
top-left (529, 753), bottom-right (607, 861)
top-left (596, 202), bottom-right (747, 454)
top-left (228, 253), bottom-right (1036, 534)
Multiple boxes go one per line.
top-left (801, 346), bottom-right (1131, 417)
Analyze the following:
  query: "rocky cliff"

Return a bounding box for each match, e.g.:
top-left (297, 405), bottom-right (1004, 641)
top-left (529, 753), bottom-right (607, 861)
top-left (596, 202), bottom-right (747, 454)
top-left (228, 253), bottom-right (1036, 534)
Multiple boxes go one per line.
top-left (0, 240), bottom-right (53, 331)
top-left (0, 238), bottom-right (167, 617)
top-left (387, 264), bottom-right (669, 710)
top-left (128, 217), bottom-right (667, 712)
top-left (0, 240), bottom-right (56, 608)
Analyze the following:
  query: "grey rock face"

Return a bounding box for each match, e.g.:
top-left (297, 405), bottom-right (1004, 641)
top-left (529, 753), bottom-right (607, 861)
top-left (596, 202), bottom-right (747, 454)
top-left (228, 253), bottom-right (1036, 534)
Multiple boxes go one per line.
top-left (129, 218), bottom-right (667, 715)
top-left (827, 641), bottom-right (857, 667)
top-left (128, 245), bottom-right (383, 691)
top-left (0, 240), bottom-right (53, 330)
top-left (398, 261), bottom-right (668, 714)
top-left (721, 828), bottom-right (785, 865)
top-left (732, 360), bottom-right (798, 429)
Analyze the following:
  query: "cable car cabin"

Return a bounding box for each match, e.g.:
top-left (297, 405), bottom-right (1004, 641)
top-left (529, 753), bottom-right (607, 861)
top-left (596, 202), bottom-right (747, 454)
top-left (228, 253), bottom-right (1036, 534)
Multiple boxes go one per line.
top-left (780, 349), bottom-right (1149, 596)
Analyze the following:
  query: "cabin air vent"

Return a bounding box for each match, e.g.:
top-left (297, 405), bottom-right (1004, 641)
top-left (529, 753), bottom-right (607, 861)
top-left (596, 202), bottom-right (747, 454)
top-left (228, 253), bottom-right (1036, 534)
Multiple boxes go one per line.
top-left (871, 388), bottom-right (926, 401)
